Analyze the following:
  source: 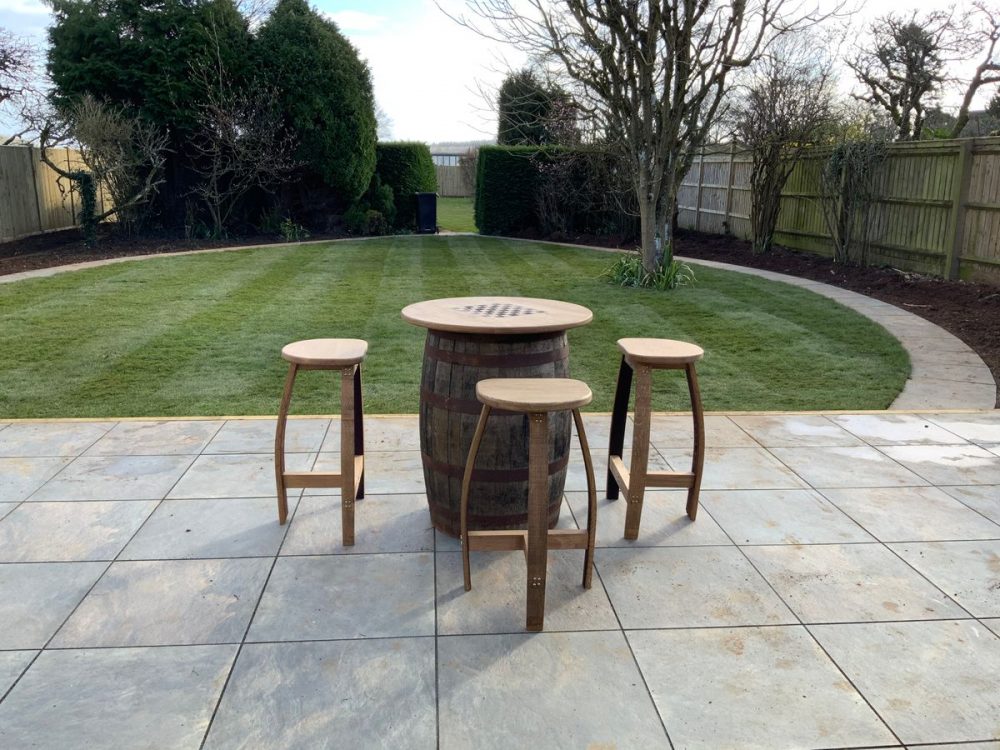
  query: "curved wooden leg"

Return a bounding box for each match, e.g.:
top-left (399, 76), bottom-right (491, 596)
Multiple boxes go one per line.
top-left (624, 365), bottom-right (652, 540)
top-left (274, 363), bottom-right (298, 525)
top-left (573, 408), bottom-right (597, 590)
top-left (341, 366), bottom-right (357, 546)
top-left (686, 363), bottom-right (705, 521)
top-left (461, 404), bottom-right (491, 592)
top-left (607, 356), bottom-right (632, 500)
top-left (354, 364), bottom-right (365, 500)
top-left (525, 411), bottom-right (550, 631)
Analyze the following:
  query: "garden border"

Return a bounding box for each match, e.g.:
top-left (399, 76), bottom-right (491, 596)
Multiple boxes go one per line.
top-left (0, 234), bottom-right (993, 410)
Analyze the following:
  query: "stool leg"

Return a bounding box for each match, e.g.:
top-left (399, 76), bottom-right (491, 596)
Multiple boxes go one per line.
top-left (274, 363), bottom-right (298, 525)
top-left (526, 411), bottom-right (550, 631)
top-left (624, 364), bottom-right (652, 540)
top-left (340, 366), bottom-right (356, 546)
top-left (572, 409), bottom-right (597, 590)
top-left (606, 356), bottom-right (633, 500)
top-left (461, 405), bottom-right (491, 592)
top-left (686, 363), bottom-right (705, 521)
top-left (354, 364), bottom-right (365, 500)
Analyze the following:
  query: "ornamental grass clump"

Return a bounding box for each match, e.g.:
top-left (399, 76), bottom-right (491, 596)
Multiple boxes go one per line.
top-left (603, 251), bottom-right (695, 291)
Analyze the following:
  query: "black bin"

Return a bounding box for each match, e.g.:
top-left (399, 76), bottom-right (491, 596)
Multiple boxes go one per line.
top-left (415, 192), bottom-right (438, 234)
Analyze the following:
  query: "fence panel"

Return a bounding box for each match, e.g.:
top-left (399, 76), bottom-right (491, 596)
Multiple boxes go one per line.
top-left (434, 165), bottom-right (473, 197)
top-left (678, 136), bottom-right (1000, 284)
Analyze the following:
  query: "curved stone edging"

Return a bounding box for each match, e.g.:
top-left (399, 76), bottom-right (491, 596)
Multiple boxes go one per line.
top-left (1, 233), bottom-right (993, 409)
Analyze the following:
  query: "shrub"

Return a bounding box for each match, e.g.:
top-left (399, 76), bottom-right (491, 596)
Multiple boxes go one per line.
top-left (280, 217), bottom-right (309, 242)
top-left (342, 205), bottom-right (388, 236)
top-left (603, 251), bottom-right (696, 290)
top-left (374, 142), bottom-right (436, 229)
top-left (257, 0), bottom-right (376, 204)
top-left (475, 146), bottom-right (546, 234)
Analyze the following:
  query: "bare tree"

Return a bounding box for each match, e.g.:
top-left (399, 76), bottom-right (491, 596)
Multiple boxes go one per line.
top-left (187, 58), bottom-right (296, 237)
top-left (950, 2), bottom-right (1000, 138)
top-left (35, 95), bottom-right (169, 243)
top-left (1, 29), bottom-right (38, 145)
top-left (727, 35), bottom-right (836, 254)
top-left (449, 0), bottom-right (832, 273)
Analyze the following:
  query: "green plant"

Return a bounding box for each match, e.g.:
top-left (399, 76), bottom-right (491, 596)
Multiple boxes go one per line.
top-left (257, 0), bottom-right (376, 201)
top-left (257, 206), bottom-right (283, 235)
top-left (373, 142), bottom-right (435, 229)
top-left (342, 206), bottom-right (387, 236)
top-left (603, 251), bottom-right (696, 290)
top-left (66, 170), bottom-right (98, 248)
top-left (280, 217), bottom-right (309, 242)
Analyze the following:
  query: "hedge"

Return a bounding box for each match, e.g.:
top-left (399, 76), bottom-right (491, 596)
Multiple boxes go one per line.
top-left (474, 146), bottom-right (548, 234)
top-left (475, 145), bottom-right (638, 239)
top-left (375, 142), bottom-right (437, 229)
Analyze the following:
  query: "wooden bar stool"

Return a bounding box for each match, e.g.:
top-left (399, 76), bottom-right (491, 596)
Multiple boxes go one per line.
top-left (274, 338), bottom-right (367, 545)
top-left (460, 378), bottom-right (597, 632)
top-left (607, 338), bottom-right (705, 540)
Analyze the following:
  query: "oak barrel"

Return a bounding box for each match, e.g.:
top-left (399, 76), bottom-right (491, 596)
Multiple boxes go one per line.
top-left (420, 329), bottom-right (571, 536)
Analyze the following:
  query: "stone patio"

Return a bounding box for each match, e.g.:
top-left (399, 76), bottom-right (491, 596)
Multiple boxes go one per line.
top-left (0, 412), bottom-right (998, 749)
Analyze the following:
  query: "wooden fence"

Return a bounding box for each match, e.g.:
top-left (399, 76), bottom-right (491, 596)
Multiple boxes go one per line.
top-left (677, 137), bottom-right (1000, 284)
top-left (434, 164), bottom-right (474, 197)
top-left (0, 145), bottom-right (111, 243)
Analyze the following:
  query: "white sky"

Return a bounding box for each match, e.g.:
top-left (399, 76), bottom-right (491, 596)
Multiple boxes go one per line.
top-left (1, 0), bottom-right (995, 142)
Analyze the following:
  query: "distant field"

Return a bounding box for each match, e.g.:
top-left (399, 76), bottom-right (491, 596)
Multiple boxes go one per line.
top-left (437, 197), bottom-right (476, 233)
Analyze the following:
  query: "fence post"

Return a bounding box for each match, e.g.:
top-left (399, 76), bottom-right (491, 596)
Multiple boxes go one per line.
top-left (27, 146), bottom-right (44, 233)
top-left (724, 142), bottom-right (736, 234)
top-left (64, 148), bottom-right (77, 224)
top-left (944, 139), bottom-right (974, 280)
top-left (694, 145), bottom-right (706, 232)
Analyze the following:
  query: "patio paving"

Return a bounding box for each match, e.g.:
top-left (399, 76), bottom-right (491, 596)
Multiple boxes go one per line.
top-left (0, 412), bottom-right (998, 749)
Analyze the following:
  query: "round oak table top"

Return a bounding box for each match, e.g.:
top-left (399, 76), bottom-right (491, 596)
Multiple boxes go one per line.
top-left (401, 296), bottom-right (593, 335)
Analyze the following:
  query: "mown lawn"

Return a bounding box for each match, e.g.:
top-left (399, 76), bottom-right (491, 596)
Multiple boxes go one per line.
top-left (437, 197), bottom-right (476, 232)
top-left (0, 236), bottom-right (909, 417)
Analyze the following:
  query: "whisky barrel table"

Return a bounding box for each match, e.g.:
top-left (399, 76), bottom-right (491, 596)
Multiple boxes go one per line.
top-left (402, 296), bottom-right (593, 537)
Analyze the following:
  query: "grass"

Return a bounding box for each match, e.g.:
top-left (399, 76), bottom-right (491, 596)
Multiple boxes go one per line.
top-left (437, 197), bottom-right (476, 233)
top-left (0, 235), bottom-right (909, 417)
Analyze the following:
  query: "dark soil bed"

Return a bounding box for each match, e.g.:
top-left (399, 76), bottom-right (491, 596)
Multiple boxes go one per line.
top-left (2, 226), bottom-right (997, 407)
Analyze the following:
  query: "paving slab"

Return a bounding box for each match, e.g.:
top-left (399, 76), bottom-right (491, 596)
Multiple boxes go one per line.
top-left (927, 413), bottom-right (1000, 443)
top-left (628, 625), bottom-right (896, 749)
top-left (940, 485), bottom-right (1000, 524)
top-left (206, 418), bottom-right (329, 454)
top-left (984, 619), bottom-right (1000, 637)
top-left (0, 650), bottom-right (36, 698)
top-left (0, 500), bottom-right (157, 561)
top-left (648, 415), bottom-right (757, 448)
top-left (248, 553), bottom-right (435, 641)
top-left (321, 416), bottom-right (422, 453)
top-left (769, 446), bottom-right (929, 488)
top-left (820, 486), bottom-right (1000, 542)
top-left (281, 493), bottom-right (433, 555)
top-left (0, 502), bottom-right (19, 521)
top-left (29, 455), bottom-right (194, 501)
top-left (85, 420), bottom-right (223, 455)
top-left (743, 543), bottom-right (965, 623)
top-left (438, 630), bottom-right (670, 750)
top-left (0, 645), bottom-right (236, 750)
top-left (168, 452), bottom-right (312, 499)
top-left (810, 620), bottom-right (1000, 745)
top-left (565, 490), bottom-right (732, 547)
top-left (658, 446), bottom-right (808, 490)
top-left (830, 413), bottom-right (968, 445)
top-left (0, 561), bottom-right (106, 649)
top-left (308, 451), bottom-right (425, 495)
top-left (51, 558), bottom-right (270, 647)
top-left (890, 540), bottom-right (1000, 618)
top-left (0, 422), bottom-right (113, 457)
top-left (879, 444), bottom-right (1000, 485)
top-left (436, 550), bottom-right (618, 634)
top-left (699, 488), bottom-right (873, 545)
top-left (121, 497), bottom-right (291, 560)
top-left (0, 456), bottom-right (73, 502)
top-left (203, 639), bottom-right (436, 750)
top-left (597, 546), bottom-right (795, 628)
top-left (730, 414), bottom-right (864, 447)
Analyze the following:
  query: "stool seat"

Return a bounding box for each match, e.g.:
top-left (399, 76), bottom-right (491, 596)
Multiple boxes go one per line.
top-left (476, 378), bottom-right (593, 412)
top-left (617, 338), bottom-right (703, 366)
top-left (281, 338), bottom-right (368, 367)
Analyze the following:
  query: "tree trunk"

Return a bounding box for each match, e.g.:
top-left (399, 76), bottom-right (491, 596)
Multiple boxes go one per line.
top-left (639, 196), bottom-right (657, 273)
